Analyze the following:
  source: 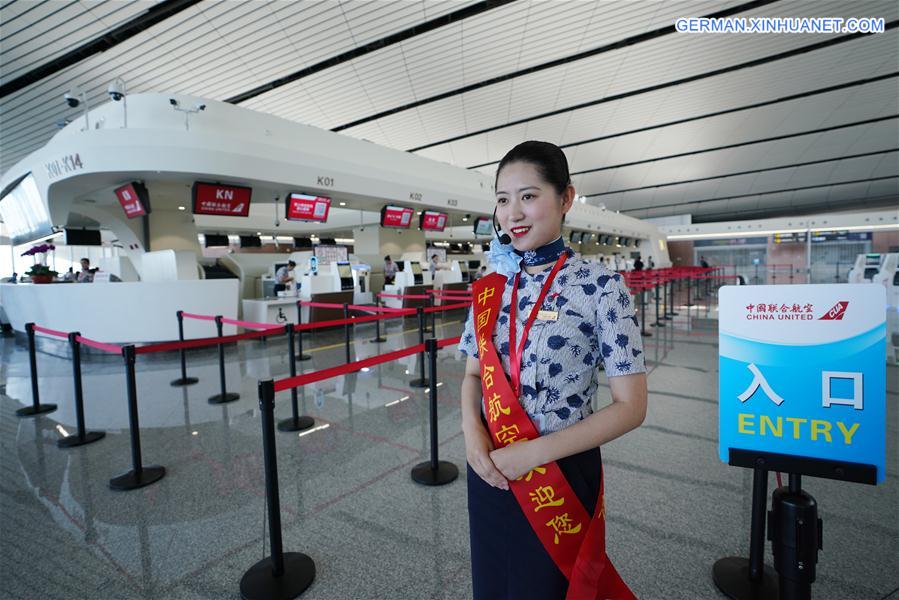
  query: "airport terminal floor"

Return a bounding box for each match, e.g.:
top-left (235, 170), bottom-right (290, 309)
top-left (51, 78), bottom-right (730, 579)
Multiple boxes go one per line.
top-left (1, 296), bottom-right (896, 600)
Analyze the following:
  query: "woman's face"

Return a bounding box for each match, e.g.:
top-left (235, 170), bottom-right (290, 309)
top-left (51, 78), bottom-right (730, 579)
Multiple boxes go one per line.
top-left (495, 161), bottom-right (573, 251)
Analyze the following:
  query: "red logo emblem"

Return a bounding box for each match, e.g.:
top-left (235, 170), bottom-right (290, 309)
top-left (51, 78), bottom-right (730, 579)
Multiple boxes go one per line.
top-left (818, 301), bottom-right (848, 320)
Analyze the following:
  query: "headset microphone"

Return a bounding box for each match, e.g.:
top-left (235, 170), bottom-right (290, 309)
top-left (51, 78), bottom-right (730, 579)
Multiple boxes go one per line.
top-left (492, 207), bottom-right (512, 245)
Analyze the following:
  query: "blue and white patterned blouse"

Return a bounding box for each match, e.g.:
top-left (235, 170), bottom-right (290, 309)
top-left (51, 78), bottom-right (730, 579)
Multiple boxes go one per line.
top-left (459, 256), bottom-right (646, 435)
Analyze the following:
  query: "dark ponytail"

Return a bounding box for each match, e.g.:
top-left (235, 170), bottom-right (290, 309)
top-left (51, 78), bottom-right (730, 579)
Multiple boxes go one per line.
top-left (495, 141), bottom-right (571, 195)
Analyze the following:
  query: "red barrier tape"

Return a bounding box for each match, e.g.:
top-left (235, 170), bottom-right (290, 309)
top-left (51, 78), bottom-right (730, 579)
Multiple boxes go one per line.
top-left (294, 310), bottom-right (416, 332)
top-left (134, 327), bottom-right (285, 355)
top-left (31, 325), bottom-right (69, 339)
top-left (437, 336), bottom-right (461, 349)
top-left (377, 293), bottom-right (431, 300)
top-left (181, 312), bottom-right (217, 322)
top-left (428, 289), bottom-right (471, 295)
top-left (274, 343), bottom-right (426, 392)
top-left (219, 317), bottom-right (283, 330)
top-left (75, 335), bottom-right (124, 354)
top-left (301, 301), bottom-right (410, 314)
top-left (424, 301), bottom-right (471, 314)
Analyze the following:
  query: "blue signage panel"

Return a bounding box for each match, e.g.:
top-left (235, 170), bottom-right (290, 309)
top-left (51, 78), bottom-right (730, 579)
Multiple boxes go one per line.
top-left (719, 284), bottom-right (886, 482)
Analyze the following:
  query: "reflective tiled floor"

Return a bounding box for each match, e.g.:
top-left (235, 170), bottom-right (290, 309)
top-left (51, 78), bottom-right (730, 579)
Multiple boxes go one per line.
top-left (1, 302), bottom-right (897, 599)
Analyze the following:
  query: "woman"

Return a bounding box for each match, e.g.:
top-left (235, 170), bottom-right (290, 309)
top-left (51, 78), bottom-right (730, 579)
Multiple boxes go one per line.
top-left (459, 141), bottom-right (647, 600)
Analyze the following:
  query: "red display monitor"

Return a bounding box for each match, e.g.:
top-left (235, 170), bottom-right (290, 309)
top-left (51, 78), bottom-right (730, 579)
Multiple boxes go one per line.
top-left (114, 182), bottom-right (150, 219)
top-left (420, 210), bottom-right (447, 232)
top-left (286, 193), bottom-right (330, 222)
top-left (380, 205), bottom-right (414, 228)
top-left (192, 182), bottom-right (252, 217)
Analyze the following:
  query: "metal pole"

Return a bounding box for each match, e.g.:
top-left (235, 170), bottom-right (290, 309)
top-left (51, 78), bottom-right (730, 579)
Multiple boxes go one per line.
top-left (640, 288), bottom-right (651, 337)
top-left (343, 303), bottom-right (352, 364)
top-left (278, 325), bottom-right (314, 432)
top-left (109, 345), bottom-right (165, 490)
top-left (411, 338), bottom-right (459, 486)
top-left (58, 332), bottom-right (105, 447)
top-left (208, 316), bottom-right (238, 404)
top-left (371, 298), bottom-right (387, 343)
top-left (651, 280), bottom-right (664, 327)
top-left (409, 307), bottom-right (429, 387)
top-left (171, 310), bottom-right (198, 386)
top-left (17, 323), bottom-right (57, 417)
top-left (295, 301), bottom-right (311, 361)
top-left (748, 465), bottom-right (768, 580)
top-left (240, 381), bottom-right (316, 598)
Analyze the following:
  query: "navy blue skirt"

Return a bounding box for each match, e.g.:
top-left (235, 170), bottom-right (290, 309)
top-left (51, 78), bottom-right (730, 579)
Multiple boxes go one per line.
top-left (467, 446), bottom-right (603, 600)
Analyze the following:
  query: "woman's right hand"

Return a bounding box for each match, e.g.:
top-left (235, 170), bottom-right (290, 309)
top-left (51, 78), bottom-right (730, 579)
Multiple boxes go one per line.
top-left (464, 421), bottom-right (509, 490)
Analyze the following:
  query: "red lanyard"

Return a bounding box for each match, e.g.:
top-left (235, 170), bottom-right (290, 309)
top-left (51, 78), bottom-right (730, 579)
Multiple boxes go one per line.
top-left (508, 252), bottom-right (568, 398)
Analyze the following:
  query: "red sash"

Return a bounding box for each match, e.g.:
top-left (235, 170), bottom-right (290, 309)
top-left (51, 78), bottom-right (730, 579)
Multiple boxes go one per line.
top-left (473, 272), bottom-right (635, 600)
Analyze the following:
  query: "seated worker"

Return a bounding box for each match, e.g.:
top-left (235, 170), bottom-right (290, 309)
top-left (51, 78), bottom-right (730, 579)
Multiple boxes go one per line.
top-left (384, 255), bottom-right (397, 285)
top-left (76, 258), bottom-right (93, 283)
top-left (274, 260), bottom-right (296, 293)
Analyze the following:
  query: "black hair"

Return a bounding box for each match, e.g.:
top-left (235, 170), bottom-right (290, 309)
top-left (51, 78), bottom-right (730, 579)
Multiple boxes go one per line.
top-left (495, 141), bottom-right (571, 195)
top-left (430, 254), bottom-right (438, 260)
top-left (287, 260), bottom-right (296, 267)
top-left (80, 257), bottom-right (90, 264)
top-left (384, 255), bottom-right (391, 261)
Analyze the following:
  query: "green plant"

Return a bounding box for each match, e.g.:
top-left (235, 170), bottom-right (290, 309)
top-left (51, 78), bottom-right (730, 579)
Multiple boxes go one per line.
top-left (25, 264), bottom-right (58, 278)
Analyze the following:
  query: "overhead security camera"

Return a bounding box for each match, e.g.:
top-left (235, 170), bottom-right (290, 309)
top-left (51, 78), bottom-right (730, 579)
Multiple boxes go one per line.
top-left (107, 79), bottom-right (125, 101)
top-left (169, 98), bottom-right (179, 107)
top-left (194, 104), bottom-right (206, 111)
top-left (64, 92), bottom-right (80, 108)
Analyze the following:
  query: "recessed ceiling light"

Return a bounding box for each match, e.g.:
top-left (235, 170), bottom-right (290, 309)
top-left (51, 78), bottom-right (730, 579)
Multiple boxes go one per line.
top-left (178, 206), bottom-right (185, 211)
top-left (256, 232), bottom-right (262, 235)
top-left (339, 201), bottom-right (346, 206)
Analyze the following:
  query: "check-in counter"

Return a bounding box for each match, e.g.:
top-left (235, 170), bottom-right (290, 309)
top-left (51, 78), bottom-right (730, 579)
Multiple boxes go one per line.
top-left (0, 279), bottom-right (239, 343)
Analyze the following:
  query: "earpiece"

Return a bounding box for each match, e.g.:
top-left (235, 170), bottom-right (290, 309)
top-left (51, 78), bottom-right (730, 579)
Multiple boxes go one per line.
top-left (492, 207), bottom-right (511, 245)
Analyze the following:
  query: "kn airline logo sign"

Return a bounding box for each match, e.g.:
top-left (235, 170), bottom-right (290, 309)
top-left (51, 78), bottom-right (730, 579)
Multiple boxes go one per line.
top-left (744, 301), bottom-right (848, 321)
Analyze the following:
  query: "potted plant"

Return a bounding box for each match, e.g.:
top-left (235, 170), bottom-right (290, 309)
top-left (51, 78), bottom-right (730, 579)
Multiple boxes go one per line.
top-left (21, 243), bottom-right (58, 283)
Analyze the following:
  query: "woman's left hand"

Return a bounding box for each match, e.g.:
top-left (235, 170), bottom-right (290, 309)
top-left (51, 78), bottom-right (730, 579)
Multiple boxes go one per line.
top-left (489, 440), bottom-right (541, 482)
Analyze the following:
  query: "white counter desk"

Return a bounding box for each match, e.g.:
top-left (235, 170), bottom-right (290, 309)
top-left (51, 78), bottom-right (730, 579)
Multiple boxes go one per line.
top-left (0, 280), bottom-right (239, 343)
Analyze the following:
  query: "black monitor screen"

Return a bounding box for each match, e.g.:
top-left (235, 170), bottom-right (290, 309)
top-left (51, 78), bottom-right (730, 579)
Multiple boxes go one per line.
top-left (205, 234), bottom-right (229, 247)
top-left (468, 260), bottom-right (480, 269)
top-left (239, 235), bottom-right (261, 248)
top-left (65, 229), bottom-right (102, 246)
top-left (293, 236), bottom-right (313, 248)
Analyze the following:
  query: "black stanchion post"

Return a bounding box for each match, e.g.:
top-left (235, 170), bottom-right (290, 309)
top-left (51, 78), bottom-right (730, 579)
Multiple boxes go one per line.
top-left (770, 474), bottom-right (821, 600)
top-left (240, 380), bottom-right (315, 599)
top-left (278, 325), bottom-right (314, 432)
top-left (661, 277), bottom-right (672, 321)
top-left (650, 281), bottom-right (665, 328)
top-left (16, 322), bottom-right (57, 417)
top-left (295, 301), bottom-right (311, 361)
top-left (109, 345), bottom-right (165, 491)
top-left (428, 294), bottom-right (436, 334)
top-left (170, 310), bottom-right (199, 386)
top-left (412, 338), bottom-right (459, 486)
top-left (686, 275), bottom-right (694, 307)
top-left (669, 277), bottom-right (679, 317)
top-left (209, 316), bottom-right (239, 404)
top-left (640, 289), bottom-right (651, 338)
top-left (371, 297), bottom-right (387, 343)
top-left (58, 332), bottom-right (105, 448)
top-left (343, 303), bottom-right (352, 364)
top-left (409, 307), bottom-right (429, 388)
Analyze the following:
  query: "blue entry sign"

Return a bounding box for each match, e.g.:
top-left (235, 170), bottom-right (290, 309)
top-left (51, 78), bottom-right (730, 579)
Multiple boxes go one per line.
top-left (719, 284), bottom-right (886, 482)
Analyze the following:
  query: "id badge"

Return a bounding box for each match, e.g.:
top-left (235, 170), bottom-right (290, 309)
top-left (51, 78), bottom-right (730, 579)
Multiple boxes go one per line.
top-left (536, 310), bottom-right (558, 321)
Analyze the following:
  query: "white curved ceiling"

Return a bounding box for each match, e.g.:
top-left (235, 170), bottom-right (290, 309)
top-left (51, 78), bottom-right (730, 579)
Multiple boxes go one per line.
top-left (1, 0), bottom-right (896, 223)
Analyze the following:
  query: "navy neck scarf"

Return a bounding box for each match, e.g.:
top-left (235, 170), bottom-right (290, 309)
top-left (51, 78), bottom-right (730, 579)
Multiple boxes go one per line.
top-left (513, 236), bottom-right (568, 266)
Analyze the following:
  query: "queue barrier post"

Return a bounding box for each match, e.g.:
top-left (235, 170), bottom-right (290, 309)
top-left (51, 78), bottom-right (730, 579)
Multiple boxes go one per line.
top-left (411, 338), bottom-right (459, 486)
top-left (409, 307), bottom-right (429, 388)
top-left (686, 274), bottom-right (694, 308)
top-left (661, 276), bottom-right (672, 321)
top-left (712, 464), bottom-right (778, 598)
top-left (209, 315), bottom-right (240, 405)
top-left (650, 280), bottom-right (665, 328)
top-left (295, 301), bottom-right (311, 362)
top-left (343, 303), bottom-right (352, 364)
top-left (57, 332), bottom-right (105, 448)
top-left (668, 276), bottom-right (679, 317)
top-left (240, 379), bottom-right (315, 599)
top-left (109, 345), bottom-right (165, 491)
top-left (16, 322), bottom-right (57, 417)
top-left (370, 298), bottom-right (387, 343)
top-left (278, 324), bottom-right (314, 433)
top-left (639, 289), bottom-right (651, 338)
top-left (170, 310), bottom-right (199, 386)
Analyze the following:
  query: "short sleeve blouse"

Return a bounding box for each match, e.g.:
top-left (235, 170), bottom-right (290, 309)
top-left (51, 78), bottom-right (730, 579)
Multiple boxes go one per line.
top-left (458, 257), bottom-right (646, 435)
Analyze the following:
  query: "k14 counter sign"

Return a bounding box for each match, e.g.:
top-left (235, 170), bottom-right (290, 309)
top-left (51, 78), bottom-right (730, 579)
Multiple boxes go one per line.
top-left (719, 285), bottom-right (885, 482)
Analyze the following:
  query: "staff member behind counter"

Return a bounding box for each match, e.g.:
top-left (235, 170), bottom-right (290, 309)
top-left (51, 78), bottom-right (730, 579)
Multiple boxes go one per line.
top-left (274, 260), bottom-right (296, 293)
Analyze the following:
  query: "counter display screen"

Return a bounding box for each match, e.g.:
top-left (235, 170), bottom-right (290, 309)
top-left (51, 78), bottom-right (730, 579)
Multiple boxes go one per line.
top-left (473, 217), bottom-right (493, 236)
top-left (192, 182), bottom-right (252, 217)
top-left (410, 262), bottom-right (423, 275)
top-left (420, 211), bottom-right (447, 231)
top-left (115, 182), bottom-right (150, 219)
top-left (381, 205), bottom-right (414, 228)
top-left (336, 262), bottom-right (353, 279)
top-left (286, 193), bottom-right (330, 222)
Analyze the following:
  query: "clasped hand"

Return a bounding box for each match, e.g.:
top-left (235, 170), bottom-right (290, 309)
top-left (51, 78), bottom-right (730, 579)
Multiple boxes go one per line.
top-left (464, 422), bottom-right (541, 489)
